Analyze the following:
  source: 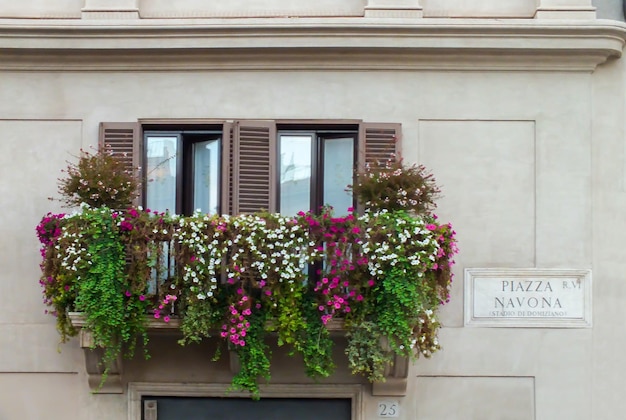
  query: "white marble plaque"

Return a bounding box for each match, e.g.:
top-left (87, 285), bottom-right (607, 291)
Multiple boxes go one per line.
top-left (464, 268), bottom-right (592, 328)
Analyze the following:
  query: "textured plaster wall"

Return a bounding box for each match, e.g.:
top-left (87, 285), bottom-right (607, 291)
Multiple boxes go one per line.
top-left (590, 54), bottom-right (626, 419)
top-left (593, 0), bottom-right (625, 20)
top-left (0, 0), bottom-right (596, 18)
top-left (0, 66), bottom-right (605, 419)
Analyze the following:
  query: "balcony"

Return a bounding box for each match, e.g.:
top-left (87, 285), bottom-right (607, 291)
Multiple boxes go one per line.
top-left (37, 204), bottom-right (456, 397)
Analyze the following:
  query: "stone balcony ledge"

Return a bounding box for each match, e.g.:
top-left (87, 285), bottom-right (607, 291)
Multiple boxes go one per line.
top-left (68, 312), bottom-right (409, 396)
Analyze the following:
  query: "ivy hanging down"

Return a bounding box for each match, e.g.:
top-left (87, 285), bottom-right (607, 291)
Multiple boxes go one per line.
top-left (37, 153), bottom-right (457, 397)
top-left (37, 205), bottom-right (457, 395)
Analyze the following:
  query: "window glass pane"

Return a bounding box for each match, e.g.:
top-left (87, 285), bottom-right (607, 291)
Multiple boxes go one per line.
top-left (146, 136), bottom-right (178, 213)
top-left (323, 137), bottom-right (354, 214)
top-left (280, 135), bottom-right (312, 216)
top-left (193, 139), bottom-right (220, 214)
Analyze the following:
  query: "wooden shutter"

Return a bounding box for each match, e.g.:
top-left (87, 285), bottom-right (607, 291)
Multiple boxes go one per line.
top-left (98, 122), bottom-right (142, 206)
top-left (357, 122), bottom-right (401, 172)
top-left (230, 120), bottom-right (277, 214)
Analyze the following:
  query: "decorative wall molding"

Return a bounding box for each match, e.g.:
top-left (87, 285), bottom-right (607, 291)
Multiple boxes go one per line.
top-left (79, 329), bottom-right (124, 393)
top-left (82, 0), bottom-right (139, 20)
top-left (535, 0), bottom-right (596, 19)
top-left (0, 19), bottom-right (624, 71)
top-left (365, 0), bottom-right (423, 18)
top-left (70, 313), bottom-right (408, 397)
top-left (128, 383), bottom-right (364, 420)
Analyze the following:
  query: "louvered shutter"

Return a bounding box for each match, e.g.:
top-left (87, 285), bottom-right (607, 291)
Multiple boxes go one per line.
top-left (358, 122), bottom-right (401, 172)
top-left (230, 121), bottom-right (277, 214)
top-left (98, 122), bottom-right (142, 206)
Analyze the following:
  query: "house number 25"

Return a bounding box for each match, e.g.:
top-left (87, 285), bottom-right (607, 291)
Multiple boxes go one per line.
top-left (377, 401), bottom-right (399, 417)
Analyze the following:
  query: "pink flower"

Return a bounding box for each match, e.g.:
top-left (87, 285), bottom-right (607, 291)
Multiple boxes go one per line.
top-left (125, 290), bottom-right (131, 297)
top-left (163, 316), bottom-right (170, 323)
top-left (139, 295), bottom-right (145, 301)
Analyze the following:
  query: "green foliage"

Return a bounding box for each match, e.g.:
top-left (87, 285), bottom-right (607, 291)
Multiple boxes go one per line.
top-left (71, 208), bottom-right (149, 386)
top-left (55, 148), bottom-right (138, 209)
top-left (179, 295), bottom-right (224, 345)
top-left (230, 310), bottom-right (271, 399)
top-left (375, 266), bottom-right (422, 356)
top-left (345, 321), bottom-right (390, 382)
top-left (37, 151), bottom-right (459, 399)
top-left (296, 294), bottom-right (335, 379)
top-left (350, 158), bottom-right (440, 215)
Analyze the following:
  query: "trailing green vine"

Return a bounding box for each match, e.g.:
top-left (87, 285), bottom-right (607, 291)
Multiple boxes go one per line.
top-left (230, 308), bottom-right (271, 399)
top-left (296, 293), bottom-right (335, 379)
top-left (345, 321), bottom-right (390, 382)
top-left (36, 152), bottom-right (458, 398)
top-left (71, 207), bottom-right (149, 385)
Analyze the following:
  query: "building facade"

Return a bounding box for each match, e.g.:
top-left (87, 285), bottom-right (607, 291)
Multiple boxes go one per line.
top-left (1, 1), bottom-right (626, 419)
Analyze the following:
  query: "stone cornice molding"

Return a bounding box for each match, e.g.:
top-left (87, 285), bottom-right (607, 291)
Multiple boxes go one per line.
top-left (0, 18), bottom-right (624, 71)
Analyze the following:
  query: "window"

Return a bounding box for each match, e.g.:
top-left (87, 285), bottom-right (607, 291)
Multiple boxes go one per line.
top-left (278, 126), bottom-right (357, 215)
top-left (99, 120), bottom-right (400, 216)
top-left (143, 128), bottom-right (222, 215)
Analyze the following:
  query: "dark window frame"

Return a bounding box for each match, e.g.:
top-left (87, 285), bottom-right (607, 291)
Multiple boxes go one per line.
top-left (99, 120), bottom-right (400, 216)
top-left (277, 125), bottom-right (359, 214)
top-left (143, 125), bottom-right (223, 215)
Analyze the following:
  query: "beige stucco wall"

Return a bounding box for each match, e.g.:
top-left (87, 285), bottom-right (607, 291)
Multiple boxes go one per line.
top-left (0, 56), bottom-right (615, 417)
top-left (0, 0), bottom-right (599, 19)
top-left (0, 1), bottom-right (624, 418)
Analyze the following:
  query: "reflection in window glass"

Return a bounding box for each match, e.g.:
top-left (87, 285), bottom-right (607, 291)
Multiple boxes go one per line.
top-left (146, 136), bottom-right (178, 213)
top-left (280, 135), bottom-right (312, 216)
top-left (193, 139), bottom-right (220, 214)
top-left (324, 137), bottom-right (354, 214)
